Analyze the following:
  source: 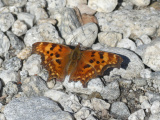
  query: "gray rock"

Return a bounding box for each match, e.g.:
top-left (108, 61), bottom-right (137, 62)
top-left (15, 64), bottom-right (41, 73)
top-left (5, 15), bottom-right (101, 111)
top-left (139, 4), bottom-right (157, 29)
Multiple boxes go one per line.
top-left (24, 23), bottom-right (64, 47)
top-left (0, 70), bottom-right (18, 85)
top-left (49, 7), bottom-right (81, 39)
top-left (140, 69), bottom-right (152, 79)
top-left (12, 20), bottom-right (27, 36)
top-left (46, 0), bottom-right (66, 9)
top-left (4, 97), bottom-right (73, 120)
top-left (111, 102), bottom-right (130, 119)
top-left (145, 91), bottom-right (160, 103)
top-left (2, 57), bottom-right (21, 71)
top-left (142, 38), bottom-right (160, 71)
top-left (17, 12), bottom-right (34, 28)
top-left (141, 100), bottom-right (151, 109)
top-left (133, 78), bottom-right (147, 87)
top-left (150, 101), bottom-right (160, 114)
top-left (0, 31), bottom-right (10, 57)
top-left (66, 0), bottom-right (87, 8)
top-left (0, 6), bottom-right (22, 14)
top-left (21, 76), bottom-right (48, 97)
top-left (0, 58), bottom-right (3, 67)
top-left (92, 43), bottom-right (144, 79)
top-left (0, 113), bottom-right (5, 120)
top-left (17, 46), bottom-right (32, 60)
top-left (0, 12), bottom-right (15, 32)
top-left (131, 0), bottom-right (150, 7)
top-left (95, 9), bottom-right (159, 38)
top-left (32, 8), bottom-right (48, 22)
top-left (128, 109), bottom-right (145, 120)
top-left (136, 35), bottom-right (151, 46)
top-left (2, 0), bottom-right (27, 7)
top-left (0, 0), bottom-right (4, 7)
top-left (149, 113), bottom-right (160, 120)
top-left (135, 44), bottom-right (148, 57)
top-left (88, 0), bottom-right (118, 13)
top-left (2, 81), bottom-right (18, 97)
top-left (101, 81), bottom-right (120, 100)
top-left (65, 23), bottom-right (98, 47)
top-left (22, 54), bottom-right (42, 76)
top-left (98, 31), bottom-right (122, 47)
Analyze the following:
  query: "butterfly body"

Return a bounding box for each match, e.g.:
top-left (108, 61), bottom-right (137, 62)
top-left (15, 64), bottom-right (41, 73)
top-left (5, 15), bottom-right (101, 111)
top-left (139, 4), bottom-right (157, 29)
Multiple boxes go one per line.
top-left (32, 42), bottom-right (123, 87)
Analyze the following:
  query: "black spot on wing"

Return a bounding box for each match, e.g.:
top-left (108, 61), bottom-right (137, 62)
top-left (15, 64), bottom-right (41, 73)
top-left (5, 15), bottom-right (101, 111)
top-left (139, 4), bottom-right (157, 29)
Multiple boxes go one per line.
top-left (99, 52), bottom-right (104, 59)
top-left (56, 59), bottom-right (61, 65)
top-left (50, 44), bottom-right (57, 50)
top-left (84, 64), bottom-right (91, 69)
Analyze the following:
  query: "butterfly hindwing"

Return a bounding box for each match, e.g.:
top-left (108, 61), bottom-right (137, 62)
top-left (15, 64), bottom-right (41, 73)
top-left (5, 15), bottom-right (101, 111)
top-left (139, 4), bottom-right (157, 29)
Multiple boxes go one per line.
top-left (32, 42), bottom-right (72, 81)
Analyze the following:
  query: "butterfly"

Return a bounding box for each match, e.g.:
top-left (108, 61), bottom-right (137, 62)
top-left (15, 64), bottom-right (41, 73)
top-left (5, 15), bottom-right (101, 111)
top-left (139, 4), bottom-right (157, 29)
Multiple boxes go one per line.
top-left (32, 42), bottom-right (123, 87)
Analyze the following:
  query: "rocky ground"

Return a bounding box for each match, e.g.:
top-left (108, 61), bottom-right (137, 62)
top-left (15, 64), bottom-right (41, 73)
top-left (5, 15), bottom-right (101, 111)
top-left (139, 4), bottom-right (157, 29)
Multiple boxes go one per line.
top-left (0, 0), bottom-right (160, 120)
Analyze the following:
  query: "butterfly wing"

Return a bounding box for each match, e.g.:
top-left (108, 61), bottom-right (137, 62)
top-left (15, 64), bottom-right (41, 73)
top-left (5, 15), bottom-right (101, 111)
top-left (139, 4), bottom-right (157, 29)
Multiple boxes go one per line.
top-left (32, 42), bottom-right (72, 81)
top-left (70, 50), bottom-right (123, 87)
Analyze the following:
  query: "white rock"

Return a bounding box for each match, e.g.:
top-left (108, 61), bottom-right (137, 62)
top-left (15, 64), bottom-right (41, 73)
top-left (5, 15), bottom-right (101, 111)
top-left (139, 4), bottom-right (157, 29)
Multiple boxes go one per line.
top-left (74, 107), bottom-right (91, 120)
top-left (96, 9), bottom-right (159, 38)
top-left (86, 115), bottom-right (98, 120)
top-left (142, 38), bottom-right (160, 71)
top-left (37, 18), bottom-right (57, 25)
top-left (141, 100), bottom-right (151, 109)
top-left (77, 4), bottom-right (96, 15)
top-left (24, 23), bottom-right (64, 46)
top-left (66, 0), bottom-right (87, 8)
top-left (128, 109), bottom-right (145, 120)
top-left (17, 47), bottom-right (32, 60)
top-left (46, 0), bottom-right (66, 9)
top-left (139, 95), bottom-right (148, 103)
top-left (91, 98), bottom-right (110, 111)
top-left (98, 31), bottom-right (122, 47)
top-left (44, 89), bottom-right (66, 101)
top-left (2, 0), bottom-right (27, 7)
top-left (0, 6), bottom-right (22, 14)
top-left (32, 8), bottom-right (48, 22)
top-left (0, 113), bottom-right (6, 120)
top-left (81, 100), bottom-right (93, 109)
top-left (117, 38), bottom-right (137, 51)
top-left (12, 20), bottom-right (27, 36)
top-left (0, 70), bottom-right (18, 85)
top-left (140, 69), bottom-right (152, 79)
top-left (23, 54), bottom-right (42, 76)
top-left (111, 102), bottom-right (130, 119)
top-left (131, 0), bottom-right (150, 7)
top-left (151, 101), bottom-right (160, 114)
top-left (17, 12), bottom-right (34, 28)
top-left (65, 23), bottom-right (98, 47)
top-left (149, 113), bottom-right (160, 120)
top-left (46, 80), bottom-right (55, 89)
top-left (88, 0), bottom-right (118, 13)
top-left (136, 35), bottom-right (151, 46)
top-left (0, 58), bottom-right (3, 67)
top-left (0, 0), bottom-right (4, 8)
top-left (0, 13), bottom-right (15, 32)
top-left (0, 32), bottom-right (10, 57)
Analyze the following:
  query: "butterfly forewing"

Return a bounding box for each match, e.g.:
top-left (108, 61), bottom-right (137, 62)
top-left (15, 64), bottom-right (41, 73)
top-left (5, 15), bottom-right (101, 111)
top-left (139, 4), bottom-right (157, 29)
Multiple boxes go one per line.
top-left (32, 42), bottom-right (72, 81)
top-left (70, 50), bottom-right (123, 87)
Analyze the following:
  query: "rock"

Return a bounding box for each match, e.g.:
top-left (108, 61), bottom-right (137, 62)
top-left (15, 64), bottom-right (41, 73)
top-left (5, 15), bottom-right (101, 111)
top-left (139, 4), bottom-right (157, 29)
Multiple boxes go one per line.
top-left (6, 31), bottom-right (25, 55)
top-left (91, 98), bottom-right (110, 111)
top-left (46, 80), bottom-right (55, 89)
top-left (46, 0), bottom-right (66, 9)
top-left (17, 12), bottom-right (34, 28)
top-left (98, 31), bottom-right (122, 47)
top-left (119, 79), bottom-right (132, 88)
top-left (24, 23), bottom-right (64, 47)
top-left (145, 91), bottom-right (160, 103)
top-left (142, 38), bottom-right (160, 71)
top-left (95, 9), bottom-right (159, 38)
top-left (117, 38), bottom-right (137, 51)
top-left (135, 44), bottom-right (148, 57)
top-left (17, 47), bottom-right (32, 60)
top-left (77, 4), bottom-right (96, 15)
top-left (49, 7), bottom-right (81, 39)
top-left (92, 43), bottom-right (144, 79)
top-left (44, 89), bottom-right (66, 101)
top-left (111, 102), bottom-right (130, 119)
top-left (0, 70), bottom-right (18, 85)
top-left (140, 69), bottom-right (152, 79)
top-left (21, 76), bottom-right (48, 97)
top-left (37, 18), bottom-right (57, 25)
top-left (149, 113), bottom-right (160, 120)
top-left (131, 0), bottom-right (150, 7)
top-left (0, 113), bottom-right (5, 120)
top-left (0, 58), bottom-right (3, 67)
top-left (4, 97), bottom-right (73, 120)
top-left (74, 107), bottom-right (93, 120)
top-left (128, 109), bottom-right (145, 120)
top-left (12, 20), bottom-right (27, 36)
top-left (32, 8), bottom-right (48, 22)
top-left (152, 75), bottom-right (160, 92)
top-left (2, 81), bottom-right (18, 97)
top-left (66, 0), bottom-right (87, 7)
top-left (135, 35), bottom-right (151, 46)
top-left (0, 12), bottom-right (15, 32)
top-left (101, 81), bottom-right (120, 100)
top-left (133, 78), bottom-right (147, 87)
top-left (2, 0), bottom-right (27, 7)
top-left (22, 54), bottom-right (42, 76)
top-left (81, 14), bottom-right (98, 25)
top-left (0, 6), bottom-right (22, 14)
top-left (150, 101), bottom-right (160, 114)
top-left (65, 23), bottom-right (98, 47)
top-left (88, 0), bottom-right (118, 13)
top-left (150, 1), bottom-right (160, 10)
top-left (86, 115), bottom-right (98, 120)
top-left (121, 1), bottom-right (134, 10)
top-left (141, 100), bottom-right (151, 109)
top-left (2, 57), bottom-right (21, 71)
top-left (0, 32), bottom-right (10, 57)
top-left (0, 0), bottom-right (4, 7)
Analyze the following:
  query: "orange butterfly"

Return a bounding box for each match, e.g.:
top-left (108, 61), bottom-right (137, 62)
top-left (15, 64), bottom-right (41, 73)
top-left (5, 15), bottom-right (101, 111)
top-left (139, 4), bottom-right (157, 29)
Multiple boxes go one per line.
top-left (32, 42), bottom-right (123, 87)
